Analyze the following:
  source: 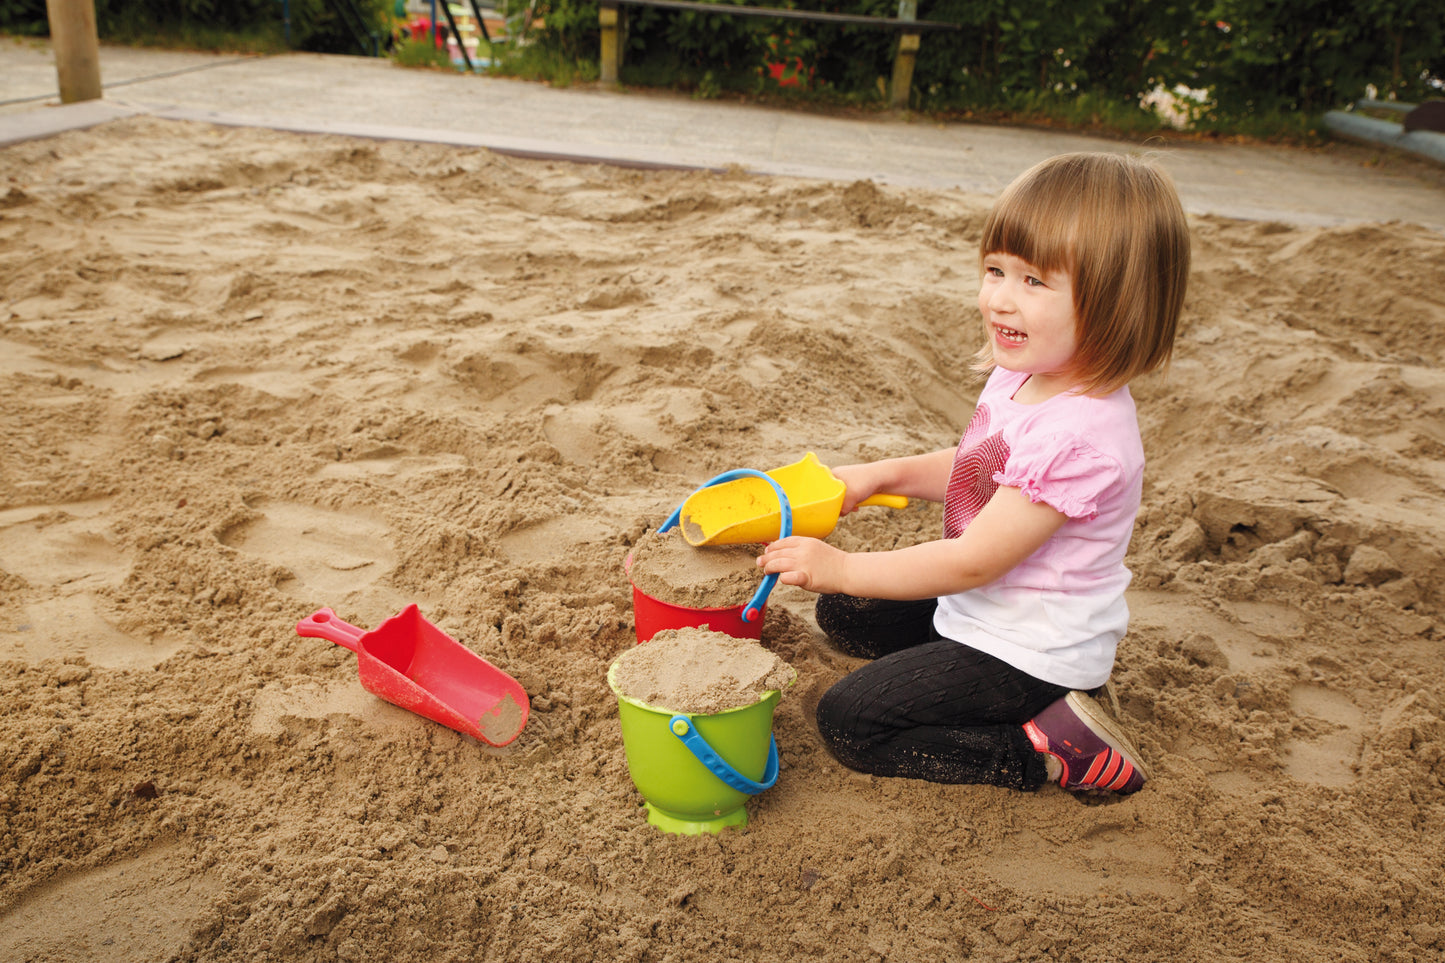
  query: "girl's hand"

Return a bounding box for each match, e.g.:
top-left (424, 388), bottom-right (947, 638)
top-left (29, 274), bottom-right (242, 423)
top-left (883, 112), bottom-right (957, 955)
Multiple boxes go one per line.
top-left (830, 464), bottom-right (876, 515)
top-left (758, 536), bottom-right (850, 594)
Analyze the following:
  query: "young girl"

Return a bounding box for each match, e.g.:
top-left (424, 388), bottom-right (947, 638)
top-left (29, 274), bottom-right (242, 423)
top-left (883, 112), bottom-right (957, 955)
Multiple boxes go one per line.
top-left (758, 152), bottom-right (1190, 795)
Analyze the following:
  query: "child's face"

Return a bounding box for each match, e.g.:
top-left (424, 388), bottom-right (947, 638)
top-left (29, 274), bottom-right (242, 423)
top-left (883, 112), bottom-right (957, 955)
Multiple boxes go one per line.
top-left (978, 251), bottom-right (1080, 397)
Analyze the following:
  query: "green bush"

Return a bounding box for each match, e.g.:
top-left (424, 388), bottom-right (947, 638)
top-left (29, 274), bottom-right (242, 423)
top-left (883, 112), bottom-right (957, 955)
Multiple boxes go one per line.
top-left (391, 33), bottom-right (453, 68)
top-left (5, 0), bottom-right (1441, 130)
top-left (1184, 0), bottom-right (1444, 115)
top-left (497, 0), bottom-right (1442, 127)
top-left (0, 0), bottom-right (47, 35)
top-left (0, 0), bottom-right (395, 55)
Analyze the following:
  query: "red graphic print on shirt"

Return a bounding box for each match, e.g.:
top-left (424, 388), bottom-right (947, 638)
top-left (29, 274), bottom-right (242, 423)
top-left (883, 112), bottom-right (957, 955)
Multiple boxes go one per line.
top-left (943, 403), bottom-right (1011, 538)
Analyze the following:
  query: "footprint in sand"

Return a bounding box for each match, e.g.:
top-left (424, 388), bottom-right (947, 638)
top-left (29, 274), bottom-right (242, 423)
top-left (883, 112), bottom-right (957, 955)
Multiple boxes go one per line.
top-left (1, 595), bottom-right (187, 670)
top-left (196, 363), bottom-right (309, 399)
top-left (1131, 592), bottom-right (1299, 674)
top-left (0, 502), bottom-right (185, 669)
top-left (0, 501), bottom-right (125, 587)
top-left (0, 843), bottom-right (222, 962)
top-left (312, 448), bottom-right (466, 483)
top-left (250, 678), bottom-right (415, 737)
top-left (1283, 684), bottom-right (1366, 787)
top-left (220, 500), bottom-right (398, 604)
top-left (988, 824), bottom-right (1183, 900)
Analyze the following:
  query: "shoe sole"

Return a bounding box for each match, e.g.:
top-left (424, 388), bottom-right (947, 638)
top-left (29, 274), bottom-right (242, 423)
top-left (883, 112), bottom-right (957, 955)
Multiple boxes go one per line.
top-left (1065, 691), bottom-right (1150, 781)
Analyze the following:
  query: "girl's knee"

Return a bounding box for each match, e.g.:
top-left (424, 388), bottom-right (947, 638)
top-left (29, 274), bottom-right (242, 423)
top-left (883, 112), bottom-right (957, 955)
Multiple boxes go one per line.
top-left (815, 692), bottom-right (864, 769)
top-left (814, 594), bottom-right (864, 650)
top-left (815, 676), bottom-right (851, 733)
top-left (814, 593), bottom-right (937, 659)
top-left (815, 675), bottom-right (881, 769)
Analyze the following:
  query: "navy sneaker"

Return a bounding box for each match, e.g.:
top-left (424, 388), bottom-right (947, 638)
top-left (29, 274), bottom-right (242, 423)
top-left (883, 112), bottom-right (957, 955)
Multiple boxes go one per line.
top-left (1023, 691), bottom-right (1148, 794)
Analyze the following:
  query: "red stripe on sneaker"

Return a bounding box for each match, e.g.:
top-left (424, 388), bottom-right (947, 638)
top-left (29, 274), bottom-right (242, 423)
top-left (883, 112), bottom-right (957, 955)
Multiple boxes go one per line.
top-left (1097, 752), bottom-right (1123, 787)
top-left (1082, 753), bottom-right (1109, 785)
top-left (1079, 751), bottom-right (1127, 789)
top-left (1105, 761), bottom-right (1134, 791)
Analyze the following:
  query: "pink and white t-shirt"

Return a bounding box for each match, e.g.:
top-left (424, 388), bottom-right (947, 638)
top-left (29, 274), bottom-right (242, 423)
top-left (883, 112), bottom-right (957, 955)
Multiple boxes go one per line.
top-left (933, 367), bottom-right (1144, 689)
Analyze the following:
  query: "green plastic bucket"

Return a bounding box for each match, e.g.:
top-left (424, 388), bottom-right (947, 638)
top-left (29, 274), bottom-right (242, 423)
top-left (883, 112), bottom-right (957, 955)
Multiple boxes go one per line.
top-left (607, 658), bottom-right (782, 835)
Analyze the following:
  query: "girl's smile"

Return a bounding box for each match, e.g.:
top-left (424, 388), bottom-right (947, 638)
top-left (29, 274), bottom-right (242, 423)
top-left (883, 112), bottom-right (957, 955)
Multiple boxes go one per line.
top-left (979, 252), bottom-right (1081, 401)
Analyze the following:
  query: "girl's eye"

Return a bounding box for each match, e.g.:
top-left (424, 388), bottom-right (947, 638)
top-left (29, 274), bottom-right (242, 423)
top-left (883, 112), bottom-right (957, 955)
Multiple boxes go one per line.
top-left (1025, 275), bottom-right (1046, 287)
top-left (985, 265), bottom-right (1004, 277)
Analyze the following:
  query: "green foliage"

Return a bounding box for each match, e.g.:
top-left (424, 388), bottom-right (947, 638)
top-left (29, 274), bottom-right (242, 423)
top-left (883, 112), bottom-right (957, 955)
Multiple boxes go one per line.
top-left (266, 0), bottom-right (395, 55)
top-left (0, 0), bottom-right (395, 55)
top-left (528, 0), bottom-right (599, 58)
top-left (1187, 105), bottom-right (1327, 143)
top-left (623, 2), bottom-right (771, 77)
top-left (0, 0), bottom-right (48, 36)
top-left (1184, 0), bottom-right (1444, 115)
top-left (694, 68), bottom-right (721, 99)
top-left (494, 0), bottom-right (1441, 133)
top-left (5, 0), bottom-right (1440, 136)
top-left (390, 33), bottom-right (454, 68)
top-left (977, 88), bottom-right (1172, 136)
top-left (492, 37), bottom-right (600, 85)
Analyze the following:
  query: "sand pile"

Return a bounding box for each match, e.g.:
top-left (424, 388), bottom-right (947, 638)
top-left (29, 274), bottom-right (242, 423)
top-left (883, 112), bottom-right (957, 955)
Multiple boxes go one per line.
top-left (611, 628), bottom-right (795, 714)
top-left (627, 527), bottom-right (764, 608)
top-left (2, 116), bottom-right (1444, 962)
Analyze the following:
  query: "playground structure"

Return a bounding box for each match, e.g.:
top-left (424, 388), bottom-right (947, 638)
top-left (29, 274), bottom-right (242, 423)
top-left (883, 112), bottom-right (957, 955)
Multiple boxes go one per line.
top-left (400, 0), bottom-right (506, 67)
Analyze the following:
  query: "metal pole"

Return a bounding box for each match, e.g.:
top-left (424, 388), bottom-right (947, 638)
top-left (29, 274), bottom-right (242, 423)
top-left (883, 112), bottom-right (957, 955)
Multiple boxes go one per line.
top-left (466, 0), bottom-right (493, 47)
top-left (439, 0), bottom-right (473, 71)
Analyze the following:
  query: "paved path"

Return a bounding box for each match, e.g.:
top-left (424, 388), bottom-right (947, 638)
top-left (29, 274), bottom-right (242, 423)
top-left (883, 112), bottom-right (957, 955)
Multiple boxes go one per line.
top-left (3, 37), bottom-right (1443, 231)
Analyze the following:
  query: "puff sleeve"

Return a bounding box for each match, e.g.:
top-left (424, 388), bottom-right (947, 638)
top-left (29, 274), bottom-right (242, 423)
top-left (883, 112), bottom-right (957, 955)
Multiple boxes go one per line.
top-left (993, 433), bottom-right (1125, 521)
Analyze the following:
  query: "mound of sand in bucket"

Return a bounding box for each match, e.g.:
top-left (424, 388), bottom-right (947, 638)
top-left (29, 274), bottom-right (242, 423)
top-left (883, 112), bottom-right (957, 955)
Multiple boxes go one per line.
top-left (612, 626), bottom-right (796, 714)
top-left (625, 527), bottom-right (769, 642)
top-left (609, 628), bottom-right (796, 834)
top-left (627, 527), bottom-right (763, 608)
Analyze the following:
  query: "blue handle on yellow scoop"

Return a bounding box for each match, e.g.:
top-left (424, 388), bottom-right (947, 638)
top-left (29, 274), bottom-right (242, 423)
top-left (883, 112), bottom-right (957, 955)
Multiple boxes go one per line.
top-left (661, 469), bottom-right (791, 623)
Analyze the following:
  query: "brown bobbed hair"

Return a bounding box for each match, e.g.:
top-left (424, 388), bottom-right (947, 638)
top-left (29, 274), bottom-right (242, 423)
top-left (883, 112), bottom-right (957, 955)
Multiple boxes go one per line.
top-left (976, 152), bottom-right (1191, 397)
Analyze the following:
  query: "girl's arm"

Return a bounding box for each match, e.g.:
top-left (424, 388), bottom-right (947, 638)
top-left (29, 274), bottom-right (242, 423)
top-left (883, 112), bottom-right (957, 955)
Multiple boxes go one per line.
top-left (758, 485), bottom-right (1068, 599)
top-left (832, 447), bottom-right (957, 511)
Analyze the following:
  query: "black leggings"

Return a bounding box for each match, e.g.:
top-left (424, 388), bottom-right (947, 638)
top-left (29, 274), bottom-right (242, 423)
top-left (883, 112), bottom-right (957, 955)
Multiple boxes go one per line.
top-left (813, 594), bottom-right (1067, 790)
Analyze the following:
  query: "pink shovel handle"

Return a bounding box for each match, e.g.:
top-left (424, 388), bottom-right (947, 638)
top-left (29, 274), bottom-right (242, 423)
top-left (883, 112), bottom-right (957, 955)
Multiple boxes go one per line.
top-left (296, 608), bottom-right (366, 654)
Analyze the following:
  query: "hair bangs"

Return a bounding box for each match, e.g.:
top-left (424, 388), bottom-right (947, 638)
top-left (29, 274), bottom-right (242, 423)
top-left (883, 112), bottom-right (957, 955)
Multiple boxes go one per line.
top-left (979, 164), bottom-right (1088, 277)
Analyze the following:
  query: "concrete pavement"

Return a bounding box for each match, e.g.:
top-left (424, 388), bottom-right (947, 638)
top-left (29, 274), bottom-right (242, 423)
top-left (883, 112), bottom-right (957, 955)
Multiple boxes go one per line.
top-left (3, 36), bottom-right (1444, 231)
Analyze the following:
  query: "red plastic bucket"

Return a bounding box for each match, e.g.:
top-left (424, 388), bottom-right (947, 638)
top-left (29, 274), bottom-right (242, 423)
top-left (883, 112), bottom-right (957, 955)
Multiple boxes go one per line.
top-left (626, 553), bottom-right (764, 644)
top-left (630, 468), bottom-right (789, 644)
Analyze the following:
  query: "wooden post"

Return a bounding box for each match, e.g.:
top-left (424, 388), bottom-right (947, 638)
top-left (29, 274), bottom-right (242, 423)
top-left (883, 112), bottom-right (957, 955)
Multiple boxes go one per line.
top-left (890, 31), bottom-right (919, 110)
top-left (46, 0), bottom-right (102, 103)
top-left (599, 1), bottom-right (620, 84)
top-left (889, 0), bottom-right (917, 110)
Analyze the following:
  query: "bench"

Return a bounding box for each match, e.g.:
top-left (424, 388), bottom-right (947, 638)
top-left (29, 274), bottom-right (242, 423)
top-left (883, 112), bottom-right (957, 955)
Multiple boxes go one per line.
top-left (598, 0), bottom-right (961, 109)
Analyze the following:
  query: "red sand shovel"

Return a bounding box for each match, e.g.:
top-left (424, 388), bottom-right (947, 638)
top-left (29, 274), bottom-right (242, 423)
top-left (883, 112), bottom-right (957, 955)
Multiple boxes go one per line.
top-left (296, 605), bottom-right (529, 747)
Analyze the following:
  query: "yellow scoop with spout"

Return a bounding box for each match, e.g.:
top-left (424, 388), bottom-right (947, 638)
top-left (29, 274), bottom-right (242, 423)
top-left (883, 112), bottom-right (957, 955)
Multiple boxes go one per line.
top-left (678, 452), bottom-right (908, 546)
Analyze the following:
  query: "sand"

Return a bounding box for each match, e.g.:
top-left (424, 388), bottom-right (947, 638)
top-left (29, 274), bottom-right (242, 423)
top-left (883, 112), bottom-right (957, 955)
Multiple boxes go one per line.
top-left (1, 115), bottom-right (1443, 962)
top-left (610, 628), bottom-right (795, 714)
top-left (627, 527), bottom-right (764, 608)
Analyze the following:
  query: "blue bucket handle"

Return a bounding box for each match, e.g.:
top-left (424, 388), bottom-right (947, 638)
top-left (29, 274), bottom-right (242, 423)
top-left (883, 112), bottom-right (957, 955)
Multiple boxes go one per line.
top-left (668, 714), bottom-right (779, 795)
top-left (659, 468), bottom-right (792, 623)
